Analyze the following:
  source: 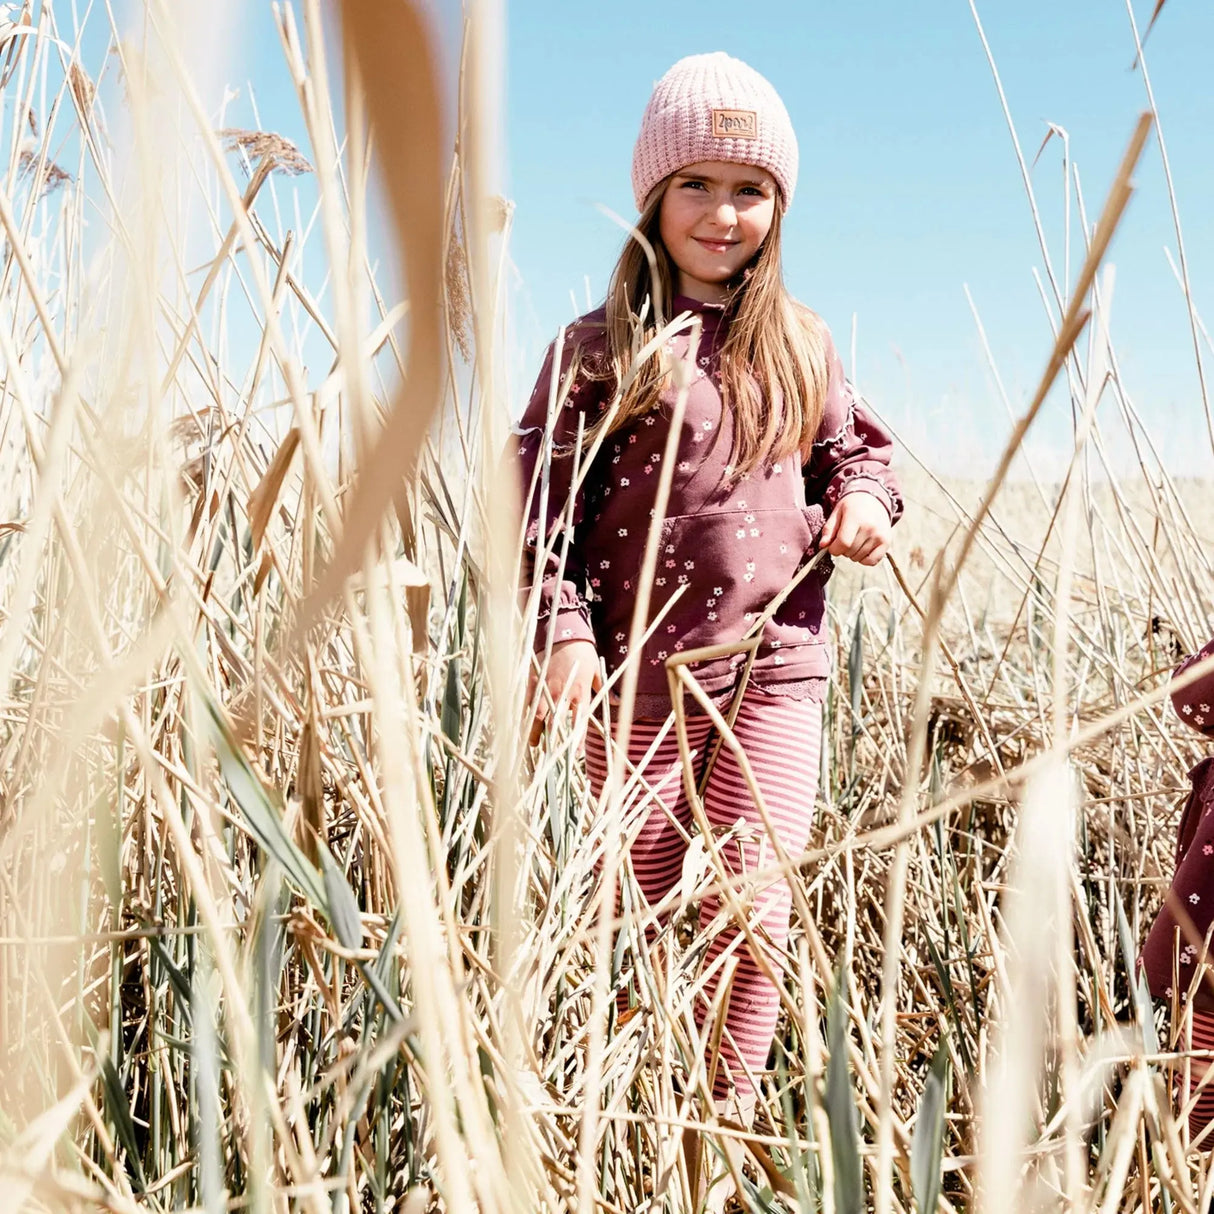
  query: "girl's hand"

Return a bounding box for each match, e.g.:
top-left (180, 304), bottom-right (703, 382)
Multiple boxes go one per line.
top-left (819, 492), bottom-right (891, 566)
top-left (528, 639), bottom-right (602, 745)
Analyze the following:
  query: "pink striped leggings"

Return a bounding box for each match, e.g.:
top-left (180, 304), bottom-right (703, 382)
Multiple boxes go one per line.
top-left (1183, 1010), bottom-right (1214, 1146)
top-left (585, 693), bottom-right (823, 1101)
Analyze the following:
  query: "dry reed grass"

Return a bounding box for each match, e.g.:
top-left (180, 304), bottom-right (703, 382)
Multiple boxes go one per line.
top-left (1, 3), bottom-right (1213, 1213)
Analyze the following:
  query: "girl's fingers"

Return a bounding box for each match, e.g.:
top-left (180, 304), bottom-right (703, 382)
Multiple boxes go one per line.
top-left (818, 511), bottom-right (839, 549)
top-left (856, 537), bottom-right (883, 565)
top-left (826, 522), bottom-right (853, 556)
top-left (529, 697), bottom-right (549, 746)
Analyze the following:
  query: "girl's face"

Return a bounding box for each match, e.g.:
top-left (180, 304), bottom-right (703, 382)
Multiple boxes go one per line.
top-left (658, 160), bottom-right (777, 304)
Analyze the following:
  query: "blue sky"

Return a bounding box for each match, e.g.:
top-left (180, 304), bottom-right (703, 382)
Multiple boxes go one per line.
top-left (63, 3), bottom-right (1214, 476)
top-left (504, 1), bottom-right (1214, 474)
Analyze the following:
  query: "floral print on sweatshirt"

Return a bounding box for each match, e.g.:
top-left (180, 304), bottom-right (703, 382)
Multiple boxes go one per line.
top-left (513, 294), bottom-right (902, 708)
top-left (1141, 636), bottom-right (1214, 1010)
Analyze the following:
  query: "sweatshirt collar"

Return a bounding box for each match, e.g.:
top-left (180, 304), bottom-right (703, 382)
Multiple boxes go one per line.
top-left (671, 293), bottom-right (730, 329)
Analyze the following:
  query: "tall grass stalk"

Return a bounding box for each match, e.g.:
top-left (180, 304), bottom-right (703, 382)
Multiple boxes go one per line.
top-left (1, 4), bottom-right (1214, 1214)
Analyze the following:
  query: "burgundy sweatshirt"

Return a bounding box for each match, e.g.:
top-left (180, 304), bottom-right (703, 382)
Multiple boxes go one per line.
top-left (513, 295), bottom-right (903, 714)
top-left (1141, 636), bottom-right (1214, 1009)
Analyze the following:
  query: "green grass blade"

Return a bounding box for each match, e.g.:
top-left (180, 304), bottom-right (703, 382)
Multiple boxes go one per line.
top-left (910, 1042), bottom-right (950, 1213)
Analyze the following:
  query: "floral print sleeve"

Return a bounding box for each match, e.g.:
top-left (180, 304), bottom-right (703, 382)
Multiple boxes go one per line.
top-left (802, 325), bottom-right (903, 524)
top-left (1173, 637), bottom-right (1214, 736)
top-left (512, 327), bottom-right (609, 652)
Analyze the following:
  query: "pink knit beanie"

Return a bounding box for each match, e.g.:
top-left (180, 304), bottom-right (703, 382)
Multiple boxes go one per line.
top-left (631, 52), bottom-right (799, 213)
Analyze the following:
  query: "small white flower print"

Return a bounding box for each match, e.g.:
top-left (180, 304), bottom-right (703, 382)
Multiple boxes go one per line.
top-left (666, 544), bottom-right (675, 553)
top-left (678, 575), bottom-right (689, 584)
top-left (656, 577), bottom-right (666, 586)
top-left (773, 463), bottom-right (783, 474)
top-left (644, 465), bottom-right (654, 475)
top-left (724, 464), bottom-right (734, 476)
top-left (591, 578), bottom-right (601, 587)
top-left (650, 453), bottom-right (661, 462)
top-left (675, 641), bottom-right (684, 650)
top-left (618, 528), bottom-right (628, 536)
top-left (702, 420), bottom-right (713, 430)
top-left (713, 587), bottom-right (723, 596)
top-left (684, 560), bottom-right (695, 569)
top-left (629, 435), bottom-right (638, 444)
top-left (1199, 715), bottom-right (1207, 725)
top-left (1204, 844), bottom-right (1213, 856)
top-left (750, 528), bottom-right (760, 537)
top-left (1184, 704), bottom-right (1193, 714)
top-left (707, 598), bottom-right (716, 607)
top-left (657, 650), bottom-right (667, 659)
top-left (612, 455), bottom-right (621, 464)
top-left (644, 415), bottom-right (656, 425)
top-left (746, 561), bottom-right (756, 572)
top-left (692, 432), bottom-right (703, 442)
top-left (743, 572), bottom-right (755, 582)
top-left (561, 628), bottom-right (572, 638)
top-left (623, 580), bottom-right (631, 589)
top-left (779, 544), bottom-right (788, 554)
top-left (736, 528), bottom-right (746, 539)
top-left (666, 624), bottom-right (676, 633)
top-left (616, 632), bottom-right (625, 641)
top-left (744, 612), bottom-right (755, 621)
top-left (678, 461), bottom-right (691, 471)
top-left (1191, 893), bottom-right (1201, 904)
top-left (1203, 704), bottom-right (1210, 711)
top-left (773, 655), bottom-right (784, 665)
top-left (619, 645), bottom-right (627, 654)
top-left (771, 640), bottom-right (781, 648)
top-left (665, 559), bottom-right (676, 568)
top-left (745, 514), bottom-right (755, 523)
top-left (737, 500), bottom-right (747, 509)
top-left (707, 610), bottom-right (718, 621)
top-left (620, 477), bottom-right (630, 487)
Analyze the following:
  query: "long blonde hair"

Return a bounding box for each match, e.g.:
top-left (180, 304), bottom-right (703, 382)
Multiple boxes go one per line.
top-left (579, 179), bottom-right (830, 479)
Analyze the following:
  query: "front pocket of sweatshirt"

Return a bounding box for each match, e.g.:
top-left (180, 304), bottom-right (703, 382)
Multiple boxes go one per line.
top-left (647, 507), bottom-right (823, 652)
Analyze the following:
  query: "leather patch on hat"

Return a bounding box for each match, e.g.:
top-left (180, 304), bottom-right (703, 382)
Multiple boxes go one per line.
top-left (711, 109), bottom-right (757, 139)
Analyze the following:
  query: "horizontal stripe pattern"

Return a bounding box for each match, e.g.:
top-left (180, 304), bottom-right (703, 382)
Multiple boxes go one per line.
top-left (1187, 1009), bottom-right (1214, 1145)
top-left (585, 695), bottom-right (822, 1100)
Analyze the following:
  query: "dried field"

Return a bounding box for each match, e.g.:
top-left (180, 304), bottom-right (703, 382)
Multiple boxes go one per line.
top-left (1, 4), bottom-right (1213, 1214)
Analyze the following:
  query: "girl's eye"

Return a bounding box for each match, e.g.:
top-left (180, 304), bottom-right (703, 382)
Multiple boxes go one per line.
top-left (680, 180), bottom-right (706, 190)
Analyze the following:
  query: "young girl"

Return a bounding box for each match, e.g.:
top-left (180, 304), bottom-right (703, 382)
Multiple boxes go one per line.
top-left (514, 52), bottom-right (902, 1201)
top-left (1141, 637), bottom-right (1214, 1146)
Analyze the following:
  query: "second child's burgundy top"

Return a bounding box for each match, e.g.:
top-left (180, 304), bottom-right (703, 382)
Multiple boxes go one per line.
top-left (512, 295), bottom-right (903, 714)
top-left (1141, 637), bottom-right (1214, 1010)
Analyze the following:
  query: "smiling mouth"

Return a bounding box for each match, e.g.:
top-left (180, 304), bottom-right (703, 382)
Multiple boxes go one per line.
top-left (693, 237), bottom-right (739, 253)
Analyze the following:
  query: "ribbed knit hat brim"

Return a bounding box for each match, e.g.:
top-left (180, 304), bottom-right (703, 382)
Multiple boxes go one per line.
top-left (631, 52), bottom-right (798, 212)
